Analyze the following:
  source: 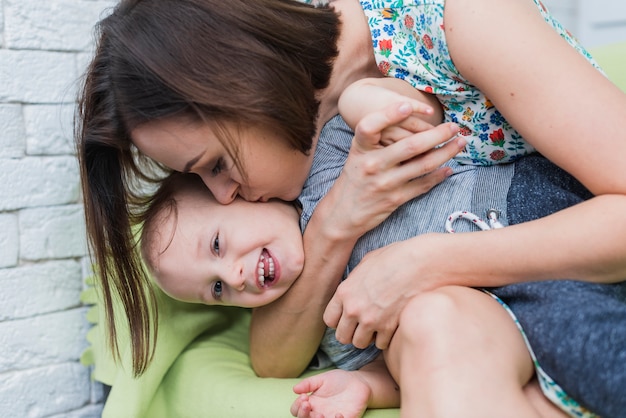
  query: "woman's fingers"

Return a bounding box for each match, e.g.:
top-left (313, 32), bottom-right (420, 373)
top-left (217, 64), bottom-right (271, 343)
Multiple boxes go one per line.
top-left (353, 102), bottom-right (424, 150)
top-left (380, 122), bottom-right (462, 168)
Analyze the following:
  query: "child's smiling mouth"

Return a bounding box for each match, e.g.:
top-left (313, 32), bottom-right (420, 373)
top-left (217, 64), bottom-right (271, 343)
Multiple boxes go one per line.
top-left (257, 249), bottom-right (276, 288)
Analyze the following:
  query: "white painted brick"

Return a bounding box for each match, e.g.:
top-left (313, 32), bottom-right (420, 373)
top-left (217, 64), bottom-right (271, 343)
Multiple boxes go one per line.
top-left (81, 257), bottom-right (96, 291)
top-left (0, 157), bottom-right (79, 211)
top-left (0, 363), bottom-right (91, 418)
top-left (90, 378), bottom-right (107, 404)
top-left (76, 51), bottom-right (96, 80)
top-left (4, 0), bottom-right (116, 52)
top-left (0, 5), bottom-right (4, 49)
top-left (0, 309), bottom-right (90, 372)
top-left (49, 404), bottom-right (105, 418)
top-left (0, 50), bottom-right (77, 104)
top-left (24, 104), bottom-right (75, 156)
top-left (0, 2), bottom-right (3, 29)
top-left (0, 260), bottom-right (83, 321)
top-left (20, 205), bottom-right (87, 260)
top-left (0, 104), bottom-right (25, 158)
top-left (0, 214), bottom-right (19, 268)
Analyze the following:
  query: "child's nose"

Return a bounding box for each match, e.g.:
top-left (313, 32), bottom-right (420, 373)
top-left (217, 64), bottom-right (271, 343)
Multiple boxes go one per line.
top-left (224, 264), bottom-right (246, 291)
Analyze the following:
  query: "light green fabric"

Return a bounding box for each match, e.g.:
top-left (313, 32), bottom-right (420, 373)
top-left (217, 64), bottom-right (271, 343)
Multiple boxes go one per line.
top-left (592, 41), bottom-right (626, 91)
top-left (81, 279), bottom-right (398, 417)
top-left (82, 42), bottom-right (624, 418)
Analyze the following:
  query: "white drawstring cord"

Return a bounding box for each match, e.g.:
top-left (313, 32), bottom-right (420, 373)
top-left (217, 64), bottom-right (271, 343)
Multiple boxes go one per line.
top-left (445, 209), bottom-right (504, 233)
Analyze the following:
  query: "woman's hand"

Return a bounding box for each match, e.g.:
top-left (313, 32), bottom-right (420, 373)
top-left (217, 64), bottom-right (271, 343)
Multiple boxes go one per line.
top-left (323, 237), bottom-right (434, 350)
top-left (317, 102), bottom-right (464, 243)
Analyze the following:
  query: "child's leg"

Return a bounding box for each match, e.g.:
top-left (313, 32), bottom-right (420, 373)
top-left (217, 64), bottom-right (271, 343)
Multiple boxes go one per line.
top-left (383, 286), bottom-right (544, 418)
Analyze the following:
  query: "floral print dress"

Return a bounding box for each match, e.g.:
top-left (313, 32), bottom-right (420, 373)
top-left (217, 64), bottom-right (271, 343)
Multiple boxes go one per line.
top-left (361, 0), bottom-right (600, 166)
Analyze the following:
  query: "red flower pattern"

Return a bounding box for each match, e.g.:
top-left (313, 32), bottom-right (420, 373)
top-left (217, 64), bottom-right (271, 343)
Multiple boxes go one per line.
top-left (404, 15), bottom-right (414, 30)
top-left (422, 34), bottom-right (433, 49)
top-left (378, 61), bottom-right (392, 75)
top-left (489, 128), bottom-right (505, 147)
top-left (490, 150), bottom-right (507, 161)
top-left (459, 126), bottom-right (472, 136)
top-left (379, 39), bottom-right (393, 58)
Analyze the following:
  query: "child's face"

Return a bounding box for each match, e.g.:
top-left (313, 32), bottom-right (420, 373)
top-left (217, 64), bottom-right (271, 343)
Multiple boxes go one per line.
top-left (150, 189), bottom-right (305, 308)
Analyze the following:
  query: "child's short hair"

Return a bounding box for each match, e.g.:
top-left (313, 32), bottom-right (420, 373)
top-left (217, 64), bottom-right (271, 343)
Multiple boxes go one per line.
top-left (140, 173), bottom-right (208, 275)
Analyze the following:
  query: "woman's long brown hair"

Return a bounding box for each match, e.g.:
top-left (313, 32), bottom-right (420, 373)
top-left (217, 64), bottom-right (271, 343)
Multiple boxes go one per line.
top-left (75, 0), bottom-right (339, 376)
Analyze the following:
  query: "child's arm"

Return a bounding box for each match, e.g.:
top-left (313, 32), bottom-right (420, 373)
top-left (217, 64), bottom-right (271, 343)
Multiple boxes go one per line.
top-left (338, 77), bottom-right (443, 144)
top-left (290, 356), bottom-right (399, 418)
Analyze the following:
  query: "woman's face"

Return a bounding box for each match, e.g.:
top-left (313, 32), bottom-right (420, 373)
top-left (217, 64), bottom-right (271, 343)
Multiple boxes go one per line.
top-left (149, 189), bottom-right (305, 308)
top-left (132, 118), bottom-right (313, 204)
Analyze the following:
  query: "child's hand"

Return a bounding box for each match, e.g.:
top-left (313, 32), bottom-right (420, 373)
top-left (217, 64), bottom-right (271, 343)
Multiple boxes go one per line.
top-left (338, 77), bottom-right (443, 146)
top-left (290, 369), bottom-right (371, 418)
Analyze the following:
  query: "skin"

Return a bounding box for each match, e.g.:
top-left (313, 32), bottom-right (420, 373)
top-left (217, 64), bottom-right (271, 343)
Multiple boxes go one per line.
top-left (146, 188), bottom-right (304, 308)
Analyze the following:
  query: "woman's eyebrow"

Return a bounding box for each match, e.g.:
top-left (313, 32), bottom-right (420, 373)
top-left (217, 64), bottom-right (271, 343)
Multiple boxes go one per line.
top-left (182, 153), bottom-right (203, 173)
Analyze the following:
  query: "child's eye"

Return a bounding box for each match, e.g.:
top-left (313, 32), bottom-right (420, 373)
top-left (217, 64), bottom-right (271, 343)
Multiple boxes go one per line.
top-left (211, 157), bottom-right (225, 177)
top-left (212, 233), bottom-right (220, 255)
top-left (212, 281), bottom-right (223, 300)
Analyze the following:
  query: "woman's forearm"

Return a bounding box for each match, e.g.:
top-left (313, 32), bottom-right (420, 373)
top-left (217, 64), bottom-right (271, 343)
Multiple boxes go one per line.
top-left (429, 194), bottom-right (626, 287)
top-left (250, 206), bottom-right (359, 378)
top-left (324, 194), bottom-right (626, 349)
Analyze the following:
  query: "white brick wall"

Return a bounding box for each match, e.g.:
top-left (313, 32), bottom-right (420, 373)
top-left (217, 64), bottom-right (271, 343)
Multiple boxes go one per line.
top-left (0, 0), bottom-right (115, 417)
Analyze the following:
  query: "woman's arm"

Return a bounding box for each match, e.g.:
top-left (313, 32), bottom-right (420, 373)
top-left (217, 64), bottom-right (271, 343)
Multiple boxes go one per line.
top-left (446, 0), bottom-right (626, 196)
top-left (250, 107), bottom-right (464, 378)
top-left (326, 195), bottom-right (626, 349)
top-left (324, 0), bottom-right (626, 349)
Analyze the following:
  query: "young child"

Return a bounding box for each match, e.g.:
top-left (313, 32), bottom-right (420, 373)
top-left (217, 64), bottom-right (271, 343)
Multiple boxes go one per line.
top-left (140, 172), bottom-right (305, 309)
top-left (140, 172), bottom-right (568, 418)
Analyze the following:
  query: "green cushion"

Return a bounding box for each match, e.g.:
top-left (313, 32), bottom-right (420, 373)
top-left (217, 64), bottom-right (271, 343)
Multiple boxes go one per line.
top-left (82, 281), bottom-right (398, 417)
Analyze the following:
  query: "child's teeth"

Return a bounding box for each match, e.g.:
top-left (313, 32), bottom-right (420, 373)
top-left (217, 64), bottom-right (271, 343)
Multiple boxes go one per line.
top-left (258, 262), bottom-right (265, 285)
top-left (258, 252), bottom-right (275, 286)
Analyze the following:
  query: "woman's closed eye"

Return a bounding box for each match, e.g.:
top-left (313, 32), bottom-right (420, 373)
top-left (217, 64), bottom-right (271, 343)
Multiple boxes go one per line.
top-left (211, 157), bottom-right (225, 177)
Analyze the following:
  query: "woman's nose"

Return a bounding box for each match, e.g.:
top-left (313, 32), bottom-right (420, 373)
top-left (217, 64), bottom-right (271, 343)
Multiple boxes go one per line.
top-left (202, 176), bottom-right (240, 204)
